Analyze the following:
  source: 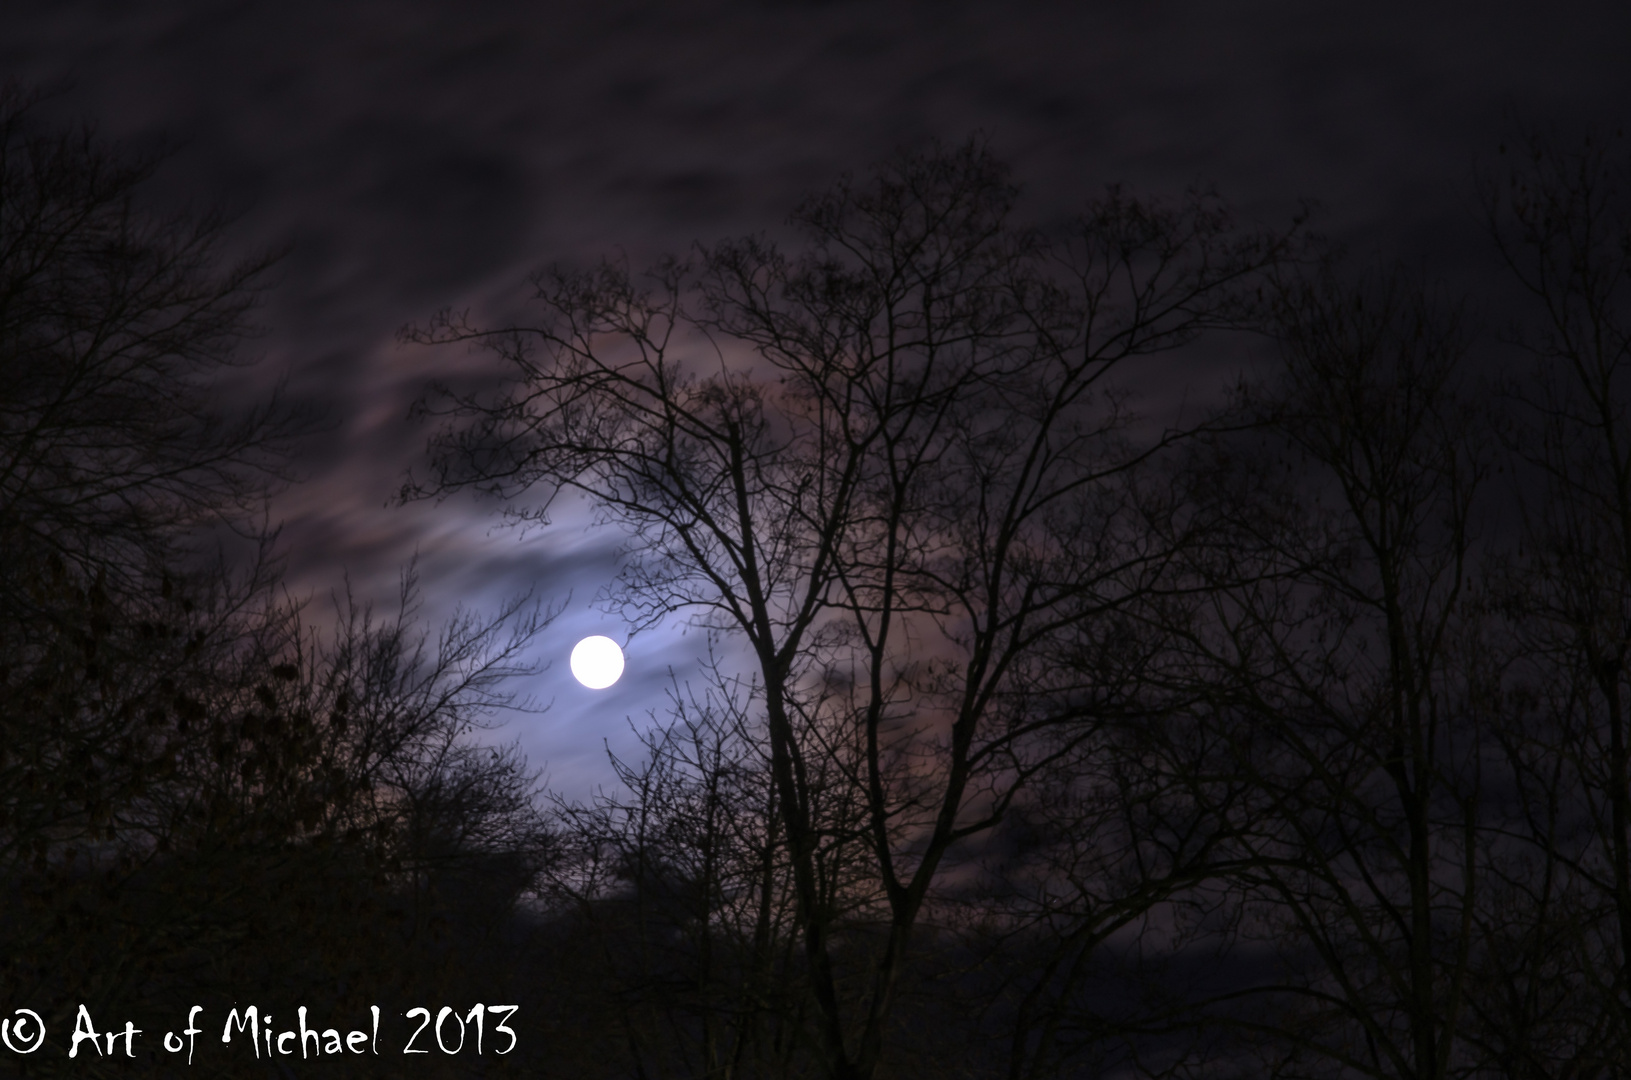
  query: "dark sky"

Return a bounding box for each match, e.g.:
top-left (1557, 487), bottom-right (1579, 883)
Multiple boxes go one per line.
top-left (5, 0), bottom-right (1628, 799)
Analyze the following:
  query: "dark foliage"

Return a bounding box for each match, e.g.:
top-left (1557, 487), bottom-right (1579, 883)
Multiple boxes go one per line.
top-left (0, 86), bottom-right (558, 1079)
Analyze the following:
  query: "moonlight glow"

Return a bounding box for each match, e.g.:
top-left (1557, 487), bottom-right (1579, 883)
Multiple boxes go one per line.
top-left (570, 635), bottom-right (625, 689)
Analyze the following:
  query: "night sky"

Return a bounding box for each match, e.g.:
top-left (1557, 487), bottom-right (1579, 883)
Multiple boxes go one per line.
top-left (6, 0), bottom-right (1628, 800)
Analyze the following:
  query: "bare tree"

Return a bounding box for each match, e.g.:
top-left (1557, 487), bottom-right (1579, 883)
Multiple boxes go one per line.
top-left (1175, 266), bottom-right (1492, 1080)
top-left (1473, 126), bottom-right (1631, 1078)
top-left (405, 139), bottom-right (1299, 1080)
top-left (966, 639), bottom-right (1266, 1080)
top-left (541, 671), bottom-right (813, 1080)
top-left (0, 556), bottom-right (558, 1068)
top-left (0, 78), bottom-right (303, 918)
top-left (0, 87), bottom-right (557, 1074)
top-left (0, 81), bottom-right (304, 1029)
top-left (0, 83), bottom-right (298, 605)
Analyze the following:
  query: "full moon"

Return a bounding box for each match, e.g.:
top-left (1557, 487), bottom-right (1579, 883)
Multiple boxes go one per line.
top-left (569, 635), bottom-right (625, 689)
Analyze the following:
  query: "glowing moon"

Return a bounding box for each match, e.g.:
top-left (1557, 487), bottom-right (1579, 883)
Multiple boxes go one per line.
top-left (570, 635), bottom-right (625, 689)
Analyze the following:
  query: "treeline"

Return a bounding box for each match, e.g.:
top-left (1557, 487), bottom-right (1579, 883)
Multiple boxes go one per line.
top-left (9, 75), bottom-right (1631, 1080)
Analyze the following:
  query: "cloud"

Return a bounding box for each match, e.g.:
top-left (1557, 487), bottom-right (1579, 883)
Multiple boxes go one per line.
top-left (6, 0), bottom-right (1628, 794)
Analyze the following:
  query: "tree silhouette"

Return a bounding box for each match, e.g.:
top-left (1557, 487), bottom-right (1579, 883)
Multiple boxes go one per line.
top-left (405, 139), bottom-right (1302, 1080)
top-left (0, 86), bottom-right (559, 1077)
top-left (1175, 265), bottom-right (1492, 1080)
top-left (1471, 127), bottom-right (1631, 1078)
top-left (541, 675), bottom-right (811, 1079)
top-left (0, 83), bottom-right (297, 605)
